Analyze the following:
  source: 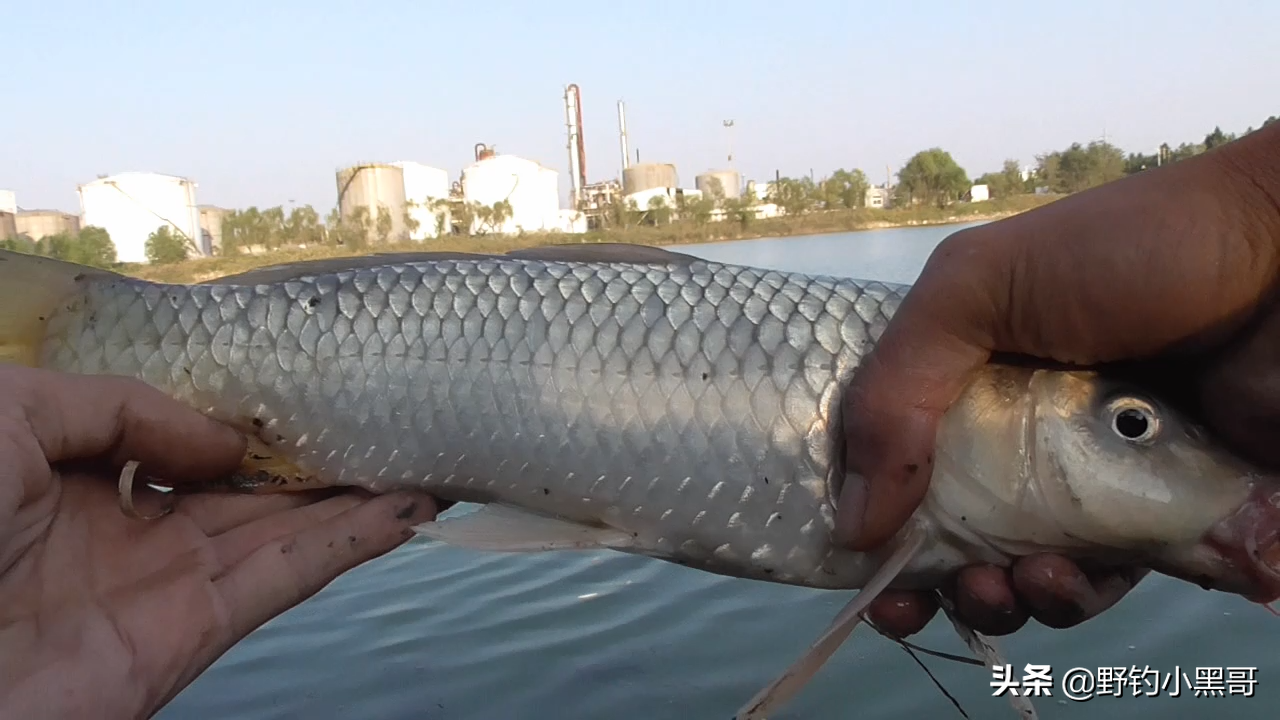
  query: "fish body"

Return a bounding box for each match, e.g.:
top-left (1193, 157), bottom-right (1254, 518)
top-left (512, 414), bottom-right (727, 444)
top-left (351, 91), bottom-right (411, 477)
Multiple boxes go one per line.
top-left (4, 244), bottom-right (1280, 718)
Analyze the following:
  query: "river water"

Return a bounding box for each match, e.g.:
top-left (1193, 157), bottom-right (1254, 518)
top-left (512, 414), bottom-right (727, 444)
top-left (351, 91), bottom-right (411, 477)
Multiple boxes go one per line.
top-left (159, 222), bottom-right (1277, 719)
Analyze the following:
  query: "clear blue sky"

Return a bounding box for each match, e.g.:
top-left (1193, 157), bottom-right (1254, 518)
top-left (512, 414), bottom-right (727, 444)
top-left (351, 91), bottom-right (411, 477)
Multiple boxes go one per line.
top-left (4, 0), bottom-right (1276, 213)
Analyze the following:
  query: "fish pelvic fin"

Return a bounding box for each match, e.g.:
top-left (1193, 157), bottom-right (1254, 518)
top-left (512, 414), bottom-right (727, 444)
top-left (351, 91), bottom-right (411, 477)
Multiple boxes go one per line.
top-left (734, 521), bottom-right (929, 720)
top-left (412, 503), bottom-right (639, 552)
top-left (0, 249), bottom-right (119, 367)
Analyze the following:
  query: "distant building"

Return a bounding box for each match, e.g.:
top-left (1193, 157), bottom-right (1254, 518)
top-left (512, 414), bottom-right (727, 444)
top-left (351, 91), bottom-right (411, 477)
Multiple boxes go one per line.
top-left (391, 161), bottom-right (451, 240)
top-left (0, 190), bottom-right (16, 215)
top-left (0, 212), bottom-right (16, 240)
top-left (865, 186), bottom-right (891, 209)
top-left (199, 205), bottom-right (231, 254)
top-left (969, 184), bottom-right (990, 202)
top-left (16, 210), bottom-right (80, 240)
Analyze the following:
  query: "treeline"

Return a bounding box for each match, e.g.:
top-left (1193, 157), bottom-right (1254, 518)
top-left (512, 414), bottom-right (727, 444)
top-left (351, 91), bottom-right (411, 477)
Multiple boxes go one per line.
top-left (0, 226), bottom-right (117, 268)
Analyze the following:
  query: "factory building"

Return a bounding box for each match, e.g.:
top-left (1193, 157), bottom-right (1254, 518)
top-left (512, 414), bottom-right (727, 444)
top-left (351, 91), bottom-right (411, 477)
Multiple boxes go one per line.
top-left (391, 161), bottom-right (451, 240)
top-left (78, 172), bottom-right (203, 263)
top-left (0, 212), bottom-right (15, 240)
top-left (336, 163), bottom-right (409, 243)
top-left (16, 210), bottom-right (81, 240)
top-left (461, 152), bottom-right (563, 235)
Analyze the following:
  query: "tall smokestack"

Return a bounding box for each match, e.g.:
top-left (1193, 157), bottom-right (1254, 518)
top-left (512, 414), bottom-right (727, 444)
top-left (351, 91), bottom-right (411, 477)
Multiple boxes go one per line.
top-left (564, 84), bottom-right (584, 208)
top-left (618, 100), bottom-right (630, 173)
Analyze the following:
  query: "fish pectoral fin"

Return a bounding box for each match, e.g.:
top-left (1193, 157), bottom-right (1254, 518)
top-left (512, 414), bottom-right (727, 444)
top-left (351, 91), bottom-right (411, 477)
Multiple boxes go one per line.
top-left (734, 521), bottom-right (929, 720)
top-left (411, 504), bottom-right (638, 552)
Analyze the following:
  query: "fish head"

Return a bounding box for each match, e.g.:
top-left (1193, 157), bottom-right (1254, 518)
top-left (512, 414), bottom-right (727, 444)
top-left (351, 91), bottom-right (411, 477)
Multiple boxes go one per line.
top-left (1026, 368), bottom-right (1280, 603)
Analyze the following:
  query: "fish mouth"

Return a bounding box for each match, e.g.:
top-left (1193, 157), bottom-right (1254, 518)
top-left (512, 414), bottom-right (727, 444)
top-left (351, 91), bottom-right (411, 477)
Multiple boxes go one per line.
top-left (1195, 483), bottom-right (1280, 604)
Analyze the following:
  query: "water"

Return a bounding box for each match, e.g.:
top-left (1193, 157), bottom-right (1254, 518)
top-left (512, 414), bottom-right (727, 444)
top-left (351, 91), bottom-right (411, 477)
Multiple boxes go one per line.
top-left (160, 222), bottom-right (1277, 719)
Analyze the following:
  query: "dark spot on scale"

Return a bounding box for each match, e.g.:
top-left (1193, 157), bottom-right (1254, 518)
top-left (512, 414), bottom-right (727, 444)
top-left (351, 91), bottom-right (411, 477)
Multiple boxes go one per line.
top-left (276, 434), bottom-right (285, 442)
top-left (37, 316), bottom-right (44, 322)
top-left (542, 488), bottom-right (551, 495)
top-left (348, 535), bottom-right (358, 547)
top-left (701, 372), bottom-right (708, 380)
top-left (252, 418), bottom-right (263, 428)
top-left (395, 502), bottom-right (418, 520)
top-left (905, 463), bottom-right (919, 475)
top-left (327, 541), bottom-right (334, 549)
top-left (822, 567), bottom-right (836, 576)
top-left (308, 297), bottom-right (321, 308)
top-left (763, 476), bottom-right (769, 485)
top-left (183, 367), bottom-right (192, 376)
top-left (961, 515), bottom-right (967, 522)
top-left (763, 568), bottom-right (774, 575)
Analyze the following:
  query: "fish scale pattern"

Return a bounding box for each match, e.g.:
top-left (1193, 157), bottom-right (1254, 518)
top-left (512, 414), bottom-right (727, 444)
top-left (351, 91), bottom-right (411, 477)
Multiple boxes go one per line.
top-left (40, 257), bottom-right (908, 589)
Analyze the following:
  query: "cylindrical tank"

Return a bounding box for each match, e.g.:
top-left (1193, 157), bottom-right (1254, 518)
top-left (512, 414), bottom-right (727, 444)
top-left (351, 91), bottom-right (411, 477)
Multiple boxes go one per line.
top-left (79, 172), bottom-right (200, 264)
top-left (336, 163), bottom-right (408, 243)
top-left (0, 190), bottom-right (16, 215)
top-left (695, 170), bottom-right (742, 200)
top-left (0, 211), bottom-right (16, 240)
top-left (15, 210), bottom-right (81, 240)
top-left (622, 163), bottom-right (678, 195)
top-left (199, 206), bottom-right (231, 254)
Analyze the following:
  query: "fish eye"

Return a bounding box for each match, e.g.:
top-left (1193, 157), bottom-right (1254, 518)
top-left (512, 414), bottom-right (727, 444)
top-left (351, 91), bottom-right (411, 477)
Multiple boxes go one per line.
top-left (1106, 398), bottom-right (1160, 444)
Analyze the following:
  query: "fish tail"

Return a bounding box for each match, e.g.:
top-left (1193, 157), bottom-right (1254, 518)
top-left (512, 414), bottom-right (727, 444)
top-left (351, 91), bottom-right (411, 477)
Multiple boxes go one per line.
top-left (0, 249), bottom-right (120, 367)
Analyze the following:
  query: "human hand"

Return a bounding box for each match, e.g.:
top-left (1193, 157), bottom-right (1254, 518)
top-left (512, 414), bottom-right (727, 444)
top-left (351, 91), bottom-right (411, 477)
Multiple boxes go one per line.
top-left (0, 365), bottom-right (438, 718)
top-left (836, 123), bottom-right (1280, 637)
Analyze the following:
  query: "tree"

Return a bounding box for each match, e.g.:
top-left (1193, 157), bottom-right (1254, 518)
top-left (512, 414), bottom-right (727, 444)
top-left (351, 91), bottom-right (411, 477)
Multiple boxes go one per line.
top-left (818, 169), bottom-right (870, 209)
top-left (896, 149), bottom-right (970, 207)
top-left (644, 195), bottom-right (673, 226)
top-left (767, 177), bottom-right (817, 216)
top-left (677, 192), bottom-right (715, 225)
top-left (1203, 126), bottom-right (1237, 150)
top-left (974, 159), bottom-right (1026, 199)
top-left (145, 226), bottom-right (189, 265)
top-left (1035, 141), bottom-right (1125, 193)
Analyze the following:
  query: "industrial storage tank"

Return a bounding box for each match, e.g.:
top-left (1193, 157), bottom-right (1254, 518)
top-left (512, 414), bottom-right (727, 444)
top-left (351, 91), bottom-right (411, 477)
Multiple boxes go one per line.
top-left (391, 161), bottom-right (451, 240)
top-left (461, 153), bottom-right (561, 235)
top-left (0, 190), bottom-right (16, 215)
top-left (336, 163), bottom-right (408, 243)
top-left (79, 172), bottom-right (201, 264)
top-left (695, 170), bottom-right (742, 200)
top-left (199, 205), bottom-right (231, 255)
top-left (622, 163), bottom-right (678, 195)
top-left (16, 210), bottom-right (81, 240)
top-left (0, 212), bottom-right (16, 240)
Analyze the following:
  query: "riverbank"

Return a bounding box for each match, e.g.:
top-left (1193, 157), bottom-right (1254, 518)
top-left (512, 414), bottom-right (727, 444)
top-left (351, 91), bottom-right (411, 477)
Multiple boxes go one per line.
top-left (126, 194), bottom-right (1061, 284)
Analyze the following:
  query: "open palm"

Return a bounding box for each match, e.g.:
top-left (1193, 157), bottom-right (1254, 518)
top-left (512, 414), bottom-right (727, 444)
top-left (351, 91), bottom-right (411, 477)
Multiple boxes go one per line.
top-left (0, 366), bottom-right (437, 719)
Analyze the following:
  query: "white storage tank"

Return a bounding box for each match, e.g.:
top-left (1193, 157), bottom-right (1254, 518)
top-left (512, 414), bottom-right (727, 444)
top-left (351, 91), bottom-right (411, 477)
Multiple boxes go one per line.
top-left (78, 172), bottom-right (201, 264)
top-left (695, 169), bottom-right (742, 199)
top-left (0, 190), bottom-right (16, 215)
top-left (336, 163), bottom-right (408, 243)
top-left (461, 154), bottom-right (560, 235)
top-left (391, 161), bottom-right (451, 240)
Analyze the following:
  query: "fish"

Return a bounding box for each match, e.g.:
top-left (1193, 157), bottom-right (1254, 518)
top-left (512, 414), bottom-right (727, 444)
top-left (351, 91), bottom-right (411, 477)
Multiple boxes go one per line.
top-left (2, 244), bottom-right (1279, 718)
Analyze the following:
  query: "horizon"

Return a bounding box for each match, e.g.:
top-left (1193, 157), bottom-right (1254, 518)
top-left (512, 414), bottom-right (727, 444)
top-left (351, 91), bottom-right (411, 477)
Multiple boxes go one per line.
top-left (4, 0), bottom-right (1277, 215)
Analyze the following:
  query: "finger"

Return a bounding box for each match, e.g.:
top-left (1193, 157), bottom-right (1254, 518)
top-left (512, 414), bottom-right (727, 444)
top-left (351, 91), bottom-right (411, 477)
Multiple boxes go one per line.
top-left (209, 493), bottom-right (370, 572)
top-left (836, 235), bottom-right (996, 550)
top-left (950, 565), bottom-right (1029, 636)
top-left (8, 367), bottom-right (245, 481)
top-left (214, 491), bottom-right (437, 643)
top-left (178, 488), bottom-right (348, 536)
top-left (865, 589), bottom-right (938, 638)
top-left (1011, 554), bottom-right (1145, 629)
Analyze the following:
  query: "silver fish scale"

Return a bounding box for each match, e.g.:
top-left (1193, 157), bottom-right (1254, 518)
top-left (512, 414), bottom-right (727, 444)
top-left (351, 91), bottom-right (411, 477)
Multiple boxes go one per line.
top-left (40, 258), bottom-right (908, 588)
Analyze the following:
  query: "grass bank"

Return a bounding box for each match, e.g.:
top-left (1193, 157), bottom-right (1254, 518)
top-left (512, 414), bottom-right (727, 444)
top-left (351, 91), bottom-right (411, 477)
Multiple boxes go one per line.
top-left (126, 194), bottom-right (1062, 284)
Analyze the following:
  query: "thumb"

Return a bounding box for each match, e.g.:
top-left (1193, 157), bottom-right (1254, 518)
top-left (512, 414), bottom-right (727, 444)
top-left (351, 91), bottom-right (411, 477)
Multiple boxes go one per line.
top-left (834, 233), bottom-right (1002, 551)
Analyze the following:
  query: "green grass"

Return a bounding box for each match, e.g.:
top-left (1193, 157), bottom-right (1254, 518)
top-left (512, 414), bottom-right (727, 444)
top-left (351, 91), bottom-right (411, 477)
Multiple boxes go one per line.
top-left (123, 194), bottom-right (1062, 284)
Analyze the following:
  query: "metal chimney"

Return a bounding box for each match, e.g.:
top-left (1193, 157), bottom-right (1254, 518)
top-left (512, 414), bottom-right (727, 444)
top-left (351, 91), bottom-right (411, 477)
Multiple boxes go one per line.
top-left (618, 100), bottom-right (630, 173)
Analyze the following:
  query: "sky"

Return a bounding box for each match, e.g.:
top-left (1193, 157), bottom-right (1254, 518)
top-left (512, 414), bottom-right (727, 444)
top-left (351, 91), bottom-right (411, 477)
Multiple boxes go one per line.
top-left (4, 0), bottom-right (1277, 214)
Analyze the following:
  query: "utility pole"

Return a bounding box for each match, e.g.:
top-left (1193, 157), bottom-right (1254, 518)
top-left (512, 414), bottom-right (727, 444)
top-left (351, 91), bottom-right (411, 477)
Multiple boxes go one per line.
top-left (723, 119), bottom-right (735, 166)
